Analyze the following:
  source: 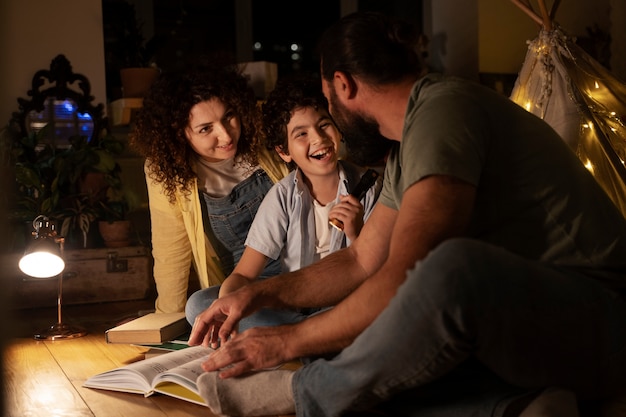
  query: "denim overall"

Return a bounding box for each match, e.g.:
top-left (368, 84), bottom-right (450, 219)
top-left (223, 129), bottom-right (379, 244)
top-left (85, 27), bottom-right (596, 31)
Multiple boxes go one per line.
top-left (200, 169), bottom-right (281, 278)
top-left (186, 169), bottom-right (312, 329)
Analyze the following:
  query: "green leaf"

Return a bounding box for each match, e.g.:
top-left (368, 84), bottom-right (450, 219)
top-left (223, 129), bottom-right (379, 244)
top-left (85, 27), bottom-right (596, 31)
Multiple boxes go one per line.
top-left (95, 149), bottom-right (117, 172)
top-left (14, 165), bottom-right (42, 189)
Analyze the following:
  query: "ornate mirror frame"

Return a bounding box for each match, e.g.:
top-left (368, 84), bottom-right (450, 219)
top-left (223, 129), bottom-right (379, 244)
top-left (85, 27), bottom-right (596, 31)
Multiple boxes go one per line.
top-left (11, 54), bottom-right (106, 147)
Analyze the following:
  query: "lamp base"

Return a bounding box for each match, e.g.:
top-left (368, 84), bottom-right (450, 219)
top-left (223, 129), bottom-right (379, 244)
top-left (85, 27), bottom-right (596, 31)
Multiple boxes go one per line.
top-left (34, 322), bottom-right (87, 340)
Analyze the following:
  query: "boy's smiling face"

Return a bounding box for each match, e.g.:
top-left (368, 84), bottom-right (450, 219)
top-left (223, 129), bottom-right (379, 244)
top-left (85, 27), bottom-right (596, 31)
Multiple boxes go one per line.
top-left (277, 106), bottom-right (341, 178)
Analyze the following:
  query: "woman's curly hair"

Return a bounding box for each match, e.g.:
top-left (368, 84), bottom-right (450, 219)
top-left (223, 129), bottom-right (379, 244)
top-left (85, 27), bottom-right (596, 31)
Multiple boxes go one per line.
top-left (261, 74), bottom-right (331, 170)
top-left (129, 66), bottom-right (261, 203)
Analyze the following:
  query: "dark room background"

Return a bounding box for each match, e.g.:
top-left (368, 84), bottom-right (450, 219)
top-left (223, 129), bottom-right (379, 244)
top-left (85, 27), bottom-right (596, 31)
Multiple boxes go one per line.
top-left (102, 0), bottom-right (422, 102)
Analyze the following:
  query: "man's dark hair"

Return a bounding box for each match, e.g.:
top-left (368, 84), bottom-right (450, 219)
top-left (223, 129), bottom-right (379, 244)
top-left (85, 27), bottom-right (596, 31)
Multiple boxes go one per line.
top-left (318, 11), bottom-right (425, 84)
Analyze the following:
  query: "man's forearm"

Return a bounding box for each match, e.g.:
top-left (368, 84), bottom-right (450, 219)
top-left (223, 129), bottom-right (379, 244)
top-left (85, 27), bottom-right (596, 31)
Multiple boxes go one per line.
top-left (254, 246), bottom-right (368, 310)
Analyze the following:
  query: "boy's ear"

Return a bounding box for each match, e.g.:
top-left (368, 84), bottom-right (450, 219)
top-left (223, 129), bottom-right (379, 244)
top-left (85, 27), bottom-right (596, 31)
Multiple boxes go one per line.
top-left (275, 146), bottom-right (292, 163)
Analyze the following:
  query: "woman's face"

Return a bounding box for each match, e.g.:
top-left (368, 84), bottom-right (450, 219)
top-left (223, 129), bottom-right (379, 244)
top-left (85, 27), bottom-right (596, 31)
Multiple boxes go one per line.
top-left (277, 106), bottom-right (341, 177)
top-left (185, 98), bottom-right (241, 162)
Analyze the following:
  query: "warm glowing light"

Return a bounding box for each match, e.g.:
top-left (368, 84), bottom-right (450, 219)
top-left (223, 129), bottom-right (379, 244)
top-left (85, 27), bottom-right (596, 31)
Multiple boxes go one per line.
top-left (19, 251), bottom-right (64, 278)
top-left (509, 25), bottom-right (626, 218)
top-left (36, 385), bottom-right (58, 404)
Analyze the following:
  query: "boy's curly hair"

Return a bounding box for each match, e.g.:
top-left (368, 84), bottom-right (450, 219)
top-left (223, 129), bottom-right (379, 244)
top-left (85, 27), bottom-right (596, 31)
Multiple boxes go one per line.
top-left (129, 66), bottom-right (260, 203)
top-left (261, 74), bottom-right (332, 169)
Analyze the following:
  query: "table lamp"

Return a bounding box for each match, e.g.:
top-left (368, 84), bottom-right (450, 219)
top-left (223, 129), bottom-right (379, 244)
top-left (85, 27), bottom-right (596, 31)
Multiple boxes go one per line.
top-left (19, 215), bottom-right (87, 340)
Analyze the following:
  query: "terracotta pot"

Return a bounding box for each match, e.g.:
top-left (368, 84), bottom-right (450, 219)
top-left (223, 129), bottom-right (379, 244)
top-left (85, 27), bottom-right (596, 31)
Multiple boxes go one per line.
top-left (98, 220), bottom-right (132, 248)
top-left (79, 172), bottom-right (108, 204)
top-left (120, 67), bottom-right (159, 98)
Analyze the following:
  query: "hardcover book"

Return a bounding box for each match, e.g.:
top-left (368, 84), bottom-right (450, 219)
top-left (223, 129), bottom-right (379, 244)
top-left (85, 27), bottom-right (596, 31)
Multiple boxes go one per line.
top-left (134, 337), bottom-right (191, 359)
top-left (105, 312), bottom-right (189, 344)
top-left (83, 344), bottom-right (213, 406)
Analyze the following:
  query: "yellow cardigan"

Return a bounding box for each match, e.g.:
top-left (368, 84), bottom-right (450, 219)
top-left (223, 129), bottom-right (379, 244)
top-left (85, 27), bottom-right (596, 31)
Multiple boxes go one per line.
top-left (146, 148), bottom-right (288, 314)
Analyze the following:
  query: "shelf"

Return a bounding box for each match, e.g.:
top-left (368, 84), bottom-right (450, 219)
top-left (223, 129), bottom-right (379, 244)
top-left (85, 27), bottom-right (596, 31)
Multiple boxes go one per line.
top-left (109, 98), bottom-right (143, 126)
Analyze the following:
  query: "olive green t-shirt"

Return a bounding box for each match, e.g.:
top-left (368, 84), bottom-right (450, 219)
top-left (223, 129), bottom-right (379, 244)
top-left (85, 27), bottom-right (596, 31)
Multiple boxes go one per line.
top-left (378, 74), bottom-right (626, 284)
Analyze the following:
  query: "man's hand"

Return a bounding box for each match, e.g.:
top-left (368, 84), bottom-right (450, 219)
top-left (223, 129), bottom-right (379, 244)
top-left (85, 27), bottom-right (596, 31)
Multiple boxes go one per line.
top-left (200, 325), bottom-right (294, 378)
top-left (188, 286), bottom-right (254, 349)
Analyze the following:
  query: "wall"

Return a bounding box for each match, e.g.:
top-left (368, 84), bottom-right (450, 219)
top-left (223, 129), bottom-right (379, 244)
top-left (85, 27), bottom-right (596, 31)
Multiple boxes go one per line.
top-left (424, 0), bottom-right (480, 80)
top-left (0, 0), bottom-right (107, 129)
top-left (2, 1), bottom-right (617, 124)
top-left (423, 0), bottom-right (616, 81)
top-left (610, 0), bottom-right (626, 82)
top-left (480, 0), bottom-right (611, 74)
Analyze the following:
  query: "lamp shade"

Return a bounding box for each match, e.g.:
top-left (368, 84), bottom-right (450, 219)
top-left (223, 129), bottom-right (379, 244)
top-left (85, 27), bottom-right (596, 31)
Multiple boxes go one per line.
top-left (19, 238), bottom-right (65, 278)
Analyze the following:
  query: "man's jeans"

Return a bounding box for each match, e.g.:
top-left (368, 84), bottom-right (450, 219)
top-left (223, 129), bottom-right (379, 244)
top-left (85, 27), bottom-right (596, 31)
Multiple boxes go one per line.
top-left (294, 238), bottom-right (626, 417)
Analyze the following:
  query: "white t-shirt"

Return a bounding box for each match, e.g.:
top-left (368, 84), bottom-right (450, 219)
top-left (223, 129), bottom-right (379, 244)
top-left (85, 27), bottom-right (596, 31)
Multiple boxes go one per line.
top-left (194, 156), bottom-right (253, 198)
top-left (313, 199), bottom-right (333, 261)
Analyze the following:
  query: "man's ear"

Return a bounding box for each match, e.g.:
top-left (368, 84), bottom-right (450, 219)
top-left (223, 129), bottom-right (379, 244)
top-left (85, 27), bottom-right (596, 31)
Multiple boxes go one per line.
top-left (275, 146), bottom-right (292, 163)
top-left (333, 71), bottom-right (358, 100)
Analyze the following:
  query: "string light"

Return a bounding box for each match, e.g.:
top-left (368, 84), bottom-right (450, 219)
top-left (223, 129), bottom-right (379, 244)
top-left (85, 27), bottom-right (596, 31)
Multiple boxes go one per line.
top-left (510, 25), bottom-right (626, 217)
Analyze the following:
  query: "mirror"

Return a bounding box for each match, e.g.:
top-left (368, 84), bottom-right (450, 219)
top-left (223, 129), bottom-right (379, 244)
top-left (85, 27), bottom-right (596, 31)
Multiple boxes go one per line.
top-left (11, 54), bottom-right (105, 148)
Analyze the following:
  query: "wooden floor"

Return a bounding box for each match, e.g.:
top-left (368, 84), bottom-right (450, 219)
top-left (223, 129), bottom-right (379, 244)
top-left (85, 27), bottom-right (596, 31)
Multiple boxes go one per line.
top-left (2, 299), bottom-right (296, 417)
top-left (5, 299), bottom-right (626, 417)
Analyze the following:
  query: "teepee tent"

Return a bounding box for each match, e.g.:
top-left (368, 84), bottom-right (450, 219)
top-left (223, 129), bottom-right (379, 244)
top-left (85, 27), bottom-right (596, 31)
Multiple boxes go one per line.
top-left (509, 0), bottom-right (626, 217)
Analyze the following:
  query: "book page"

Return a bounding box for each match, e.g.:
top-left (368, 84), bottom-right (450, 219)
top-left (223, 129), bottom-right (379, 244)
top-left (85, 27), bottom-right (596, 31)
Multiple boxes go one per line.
top-left (82, 367), bottom-right (153, 394)
top-left (153, 356), bottom-right (208, 406)
top-left (83, 345), bottom-right (214, 395)
top-left (154, 381), bottom-right (206, 406)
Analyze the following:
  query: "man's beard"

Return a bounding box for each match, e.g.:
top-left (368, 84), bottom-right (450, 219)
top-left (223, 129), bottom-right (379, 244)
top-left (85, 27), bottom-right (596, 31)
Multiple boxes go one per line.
top-left (329, 88), bottom-right (394, 167)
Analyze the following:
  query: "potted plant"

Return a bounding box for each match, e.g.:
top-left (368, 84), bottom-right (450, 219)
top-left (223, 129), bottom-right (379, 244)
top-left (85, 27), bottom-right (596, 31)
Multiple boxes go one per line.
top-left (96, 170), bottom-right (139, 248)
top-left (1, 121), bottom-right (131, 250)
top-left (97, 208), bottom-right (132, 248)
top-left (57, 194), bottom-right (99, 249)
top-left (103, 0), bottom-right (161, 99)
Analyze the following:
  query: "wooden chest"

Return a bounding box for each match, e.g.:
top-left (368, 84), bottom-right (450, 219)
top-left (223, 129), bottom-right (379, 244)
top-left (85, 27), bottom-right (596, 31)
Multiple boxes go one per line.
top-left (2, 246), bottom-right (154, 309)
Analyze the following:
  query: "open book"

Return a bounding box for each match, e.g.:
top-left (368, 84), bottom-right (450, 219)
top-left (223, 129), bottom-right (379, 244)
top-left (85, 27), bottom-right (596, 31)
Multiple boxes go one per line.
top-left (83, 344), bottom-right (214, 406)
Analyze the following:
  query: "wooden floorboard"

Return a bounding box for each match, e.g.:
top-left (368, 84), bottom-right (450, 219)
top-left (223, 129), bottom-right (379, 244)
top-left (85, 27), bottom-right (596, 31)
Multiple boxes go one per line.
top-left (6, 299), bottom-right (626, 416)
top-left (3, 299), bottom-right (296, 417)
top-left (4, 339), bottom-right (94, 417)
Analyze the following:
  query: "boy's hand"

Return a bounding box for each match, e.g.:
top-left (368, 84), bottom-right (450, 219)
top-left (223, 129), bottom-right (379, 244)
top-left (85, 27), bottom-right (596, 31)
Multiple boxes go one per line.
top-left (329, 194), bottom-right (364, 241)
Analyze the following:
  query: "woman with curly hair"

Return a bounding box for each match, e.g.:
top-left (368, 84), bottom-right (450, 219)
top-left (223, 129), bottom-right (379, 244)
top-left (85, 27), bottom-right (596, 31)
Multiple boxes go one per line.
top-left (130, 66), bottom-right (288, 315)
top-left (184, 74), bottom-right (381, 330)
